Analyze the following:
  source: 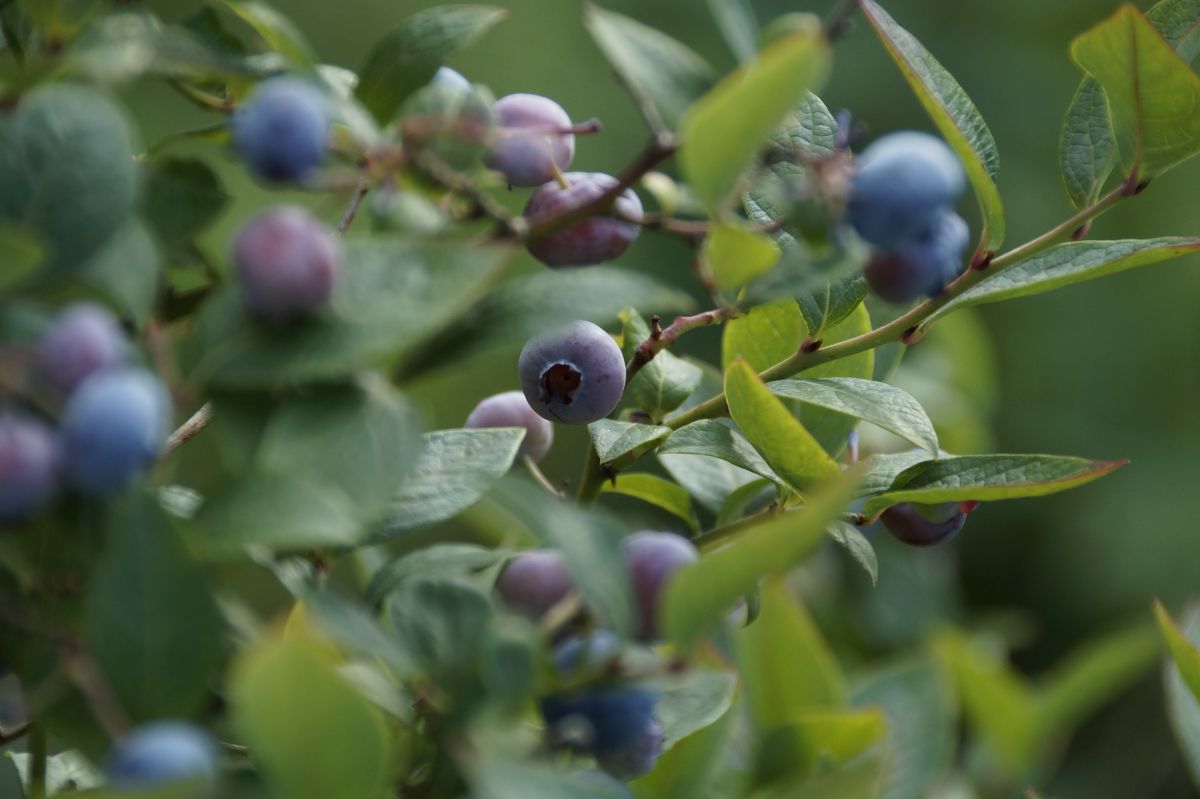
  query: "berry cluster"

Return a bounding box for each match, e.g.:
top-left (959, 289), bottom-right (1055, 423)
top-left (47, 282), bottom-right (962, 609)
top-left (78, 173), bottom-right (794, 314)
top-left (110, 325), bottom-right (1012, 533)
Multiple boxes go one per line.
top-left (847, 131), bottom-right (971, 303)
top-left (493, 533), bottom-right (698, 778)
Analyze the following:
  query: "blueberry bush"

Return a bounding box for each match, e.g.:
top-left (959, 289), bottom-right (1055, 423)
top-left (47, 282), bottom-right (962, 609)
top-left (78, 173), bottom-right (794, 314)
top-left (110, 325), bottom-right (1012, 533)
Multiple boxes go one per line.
top-left (2, 1), bottom-right (1200, 797)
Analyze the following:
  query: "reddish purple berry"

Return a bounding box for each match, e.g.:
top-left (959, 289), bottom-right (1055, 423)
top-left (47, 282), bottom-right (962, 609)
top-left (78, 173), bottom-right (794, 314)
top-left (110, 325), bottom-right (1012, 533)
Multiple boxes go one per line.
top-left (879, 501), bottom-right (976, 547)
top-left (518, 321), bottom-right (626, 425)
top-left (37, 303), bottom-right (128, 395)
top-left (864, 209), bottom-right (969, 303)
top-left (465, 391), bottom-right (554, 462)
top-left (0, 413), bottom-right (60, 523)
top-left (495, 549), bottom-right (574, 621)
top-left (622, 531), bottom-right (699, 641)
top-left (232, 207), bottom-right (342, 324)
top-left (523, 173), bottom-right (643, 267)
top-left (487, 93), bottom-right (576, 187)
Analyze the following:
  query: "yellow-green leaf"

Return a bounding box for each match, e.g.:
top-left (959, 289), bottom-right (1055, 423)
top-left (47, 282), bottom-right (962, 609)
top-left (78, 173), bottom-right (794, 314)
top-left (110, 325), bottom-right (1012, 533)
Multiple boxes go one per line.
top-left (722, 298), bottom-right (801, 373)
top-left (1157, 601), bottom-right (1200, 703)
top-left (703, 224), bottom-right (781, 292)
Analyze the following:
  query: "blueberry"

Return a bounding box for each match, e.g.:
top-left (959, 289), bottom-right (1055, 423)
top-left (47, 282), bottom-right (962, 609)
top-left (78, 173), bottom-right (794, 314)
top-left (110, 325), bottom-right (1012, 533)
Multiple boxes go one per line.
top-left (61, 368), bottom-right (170, 495)
top-left (232, 77), bottom-right (329, 184)
top-left (487, 93), bottom-right (576, 187)
top-left (552, 630), bottom-right (622, 674)
top-left (105, 721), bottom-right (219, 792)
top-left (431, 66), bottom-right (471, 92)
top-left (846, 131), bottom-right (966, 248)
top-left (495, 549), bottom-right (574, 621)
top-left (0, 413), bottom-right (60, 523)
top-left (465, 390), bottom-right (554, 462)
top-left (523, 173), bottom-right (643, 267)
top-left (879, 501), bottom-right (974, 546)
top-left (621, 532), bottom-right (698, 641)
top-left (232, 206), bottom-right (342, 323)
top-left (597, 719), bottom-right (663, 780)
top-left (37, 303), bottom-right (128, 395)
top-left (518, 321), bottom-right (626, 425)
top-left (864, 210), bottom-right (970, 303)
top-left (541, 687), bottom-right (657, 755)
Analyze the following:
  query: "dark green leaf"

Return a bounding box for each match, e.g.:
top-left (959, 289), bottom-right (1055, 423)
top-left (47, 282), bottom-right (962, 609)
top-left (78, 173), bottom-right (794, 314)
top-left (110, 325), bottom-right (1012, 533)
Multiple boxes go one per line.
top-left (223, 0), bottom-right (315, 67)
top-left (826, 520), bottom-right (878, 586)
top-left (789, 303), bottom-right (874, 458)
top-left (659, 420), bottom-right (783, 486)
top-left (86, 493), bottom-right (224, 721)
top-left (376, 428), bottom-right (524, 540)
top-left (356, 5), bottom-right (506, 122)
top-left (859, 0), bottom-right (1004, 251)
top-left (0, 225), bottom-right (43, 296)
top-left (366, 544), bottom-right (505, 607)
top-left (620, 309), bottom-right (703, 419)
top-left (71, 218), bottom-right (160, 326)
top-left (794, 276), bottom-right (867, 337)
top-left (768, 377), bottom-right (938, 455)
top-left (142, 157), bottom-right (228, 249)
top-left (588, 419), bottom-right (672, 468)
top-left (658, 452), bottom-right (763, 514)
top-left (601, 473), bottom-right (699, 532)
top-left (706, 0), bottom-right (759, 62)
top-left (862, 454), bottom-right (1128, 516)
top-left (679, 26), bottom-right (830, 211)
top-left (384, 578), bottom-right (494, 692)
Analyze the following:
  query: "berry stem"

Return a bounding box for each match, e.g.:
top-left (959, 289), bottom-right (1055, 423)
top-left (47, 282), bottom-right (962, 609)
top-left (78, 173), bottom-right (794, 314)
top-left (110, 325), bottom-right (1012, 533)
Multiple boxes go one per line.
top-left (336, 176), bottom-right (371, 234)
top-left (417, 150), bottom-right (526, 237)
top-left (625, 307), bottom-right (736, 384)
top-left (523, 455), bottom-right (564, 498)
top-left (666, 182), bottom-right (1132, 429)
top-left (576, 442), bottom-right (609, 503)
top-left (164, 402), bottom-right (213, 456)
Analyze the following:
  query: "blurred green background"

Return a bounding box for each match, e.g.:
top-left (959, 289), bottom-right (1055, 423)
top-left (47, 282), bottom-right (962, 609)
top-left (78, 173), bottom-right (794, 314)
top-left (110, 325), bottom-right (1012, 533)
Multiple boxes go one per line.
top-left (135, 1), bottom-right (1200, 795)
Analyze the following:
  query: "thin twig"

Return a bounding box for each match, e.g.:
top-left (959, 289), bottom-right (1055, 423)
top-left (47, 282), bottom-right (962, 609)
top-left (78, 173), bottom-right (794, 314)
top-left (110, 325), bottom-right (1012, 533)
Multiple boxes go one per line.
top-left (523, 456), bottom-right (564, 498)
top-left (62, 647), bottom-right (131, 740)
top-left (337, 177), bottom-right (371, 234)
top-left (0, 720), bottom-right (30, 744)
top-left (626, 308), bottom-right (735, 384)
top-left (165, 403), bottom-right (212, 456)
top-left (166, 79), bottom-right (233, 114)
top-left (416, 151), bottom-right (525, 237)
top-left (665, 182), bottom-right (1133, 429)
top-left (824, 0), bottom-right (860, 42)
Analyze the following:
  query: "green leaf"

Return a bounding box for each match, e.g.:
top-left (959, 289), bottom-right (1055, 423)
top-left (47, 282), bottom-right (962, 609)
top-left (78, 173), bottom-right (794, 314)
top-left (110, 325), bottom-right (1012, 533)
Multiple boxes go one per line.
top-left (767, 378), bottom-right (939, 455)
top-left (795, 275), bottom-right (867, 337)
top-left (186, 238), bottom-right (509, 388)
top-left (601, 473), bottom-right (699, 533)
top-left (706, 0), bottom-right (759, 62)
top-left (384, 577), bottom-right (494, 693)
top-left (703, 224), bottom-right (781, 291)
top-left (930, 238), bottom-right (1200, 322)
top-left (376, 428), bottom-right (524, 540)
top-left (857, 450), bottom-right (934, 498)
top-left (859, 0), bottom-right (1004, 251)
top-left (789, 303), bottom-right (874, 457)
top-left (0, 84), bottom-right (137, 278)
top-left (862, 454), bottom-right (1127, 516)
top-left (1059, 77), bottom-right (1116, 210)
top-left (1162, 602), bottom-right (1200, 790)
top-left (658, 452), bottom-right (763, 514)
top-left (852, 657), bottom-right (957, 799)
top-left (588, 419), bottom-right (672, 468)
top-left (85, 493), bottom-right (223, 721)
top-left (141, 157), bottom-right (228, 250)
top-left (620, 309), bottom-right (703, 419)
top-left (737, 577), bottom-right (846, 733)
top-left (1035, 623), bottom-right (1159, 743)
top-left (584, 4), bottom-right (715, 129)
top-left (471, 757), bottom-right (636, 799)
top-left (933, 629), bottom-right (1039, 772)
top-left (223, 0), bottom-right (315, 66)
top-left (632, 700), bottom-right (733, 798)
top-left (1072, 4), bottom-right (1200, 179)
top-left (716, 477), bottom-right (775, 527)
top-left (649, 669), bottom-right (738, 749)
top-left (0, 225), bottom-right (43, 295)
top-left (826, 520), bottom-right (878, 586)
top-left (366, 543), bottom-right (505, 607)
top-left (483, 478), bottom-right (635, 636)
top-left (356, 5), bottom-right (506, 123)
top-left (298, 590), bottom-right (418, 679)
top-left (231, 632), bottom-right (392, 799)
top-left (679, 26), bottom-right (830, 211)
top-left (725, 359), bottom-right (839, 491)
top-left (71, 218), bottom-right (160, 326)
top-left (1157, 601), bottom-right (1200, 703)
top-left (757, 709), bottom-right (887, 782)
top-left (662, 469), bottom-right (859, 648)
top-left (659, 420), bottom-right (784, 487)
top-left (722, 298), bottom-right (801, 373)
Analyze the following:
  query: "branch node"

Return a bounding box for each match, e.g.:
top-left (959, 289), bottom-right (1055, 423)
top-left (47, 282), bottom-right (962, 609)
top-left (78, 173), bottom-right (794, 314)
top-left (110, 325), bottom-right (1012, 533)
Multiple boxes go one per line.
top-left (800, 337), bottom-right (823, 354)
top-left (971, 250), bottom-right (995, 271)
top-left (1071, 220), bottom-right (1093, 241)
top-left (901, 325), bottom-right (925, 346)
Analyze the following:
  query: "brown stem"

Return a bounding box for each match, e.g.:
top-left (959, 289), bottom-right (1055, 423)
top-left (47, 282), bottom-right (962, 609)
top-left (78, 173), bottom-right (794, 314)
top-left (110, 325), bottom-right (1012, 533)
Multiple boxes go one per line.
top-left (164, 402), bottom-right (212, 456)
top-left (416, 151), bottom-right (525, 238)
top-left (626, 308), bottom-right (735, 383)
top-left (825, 0), bottom-right (860, 41)
top-left (62, 646), bottom-right (131, 740)
top-left (337, 177), bottom-right (371, 234)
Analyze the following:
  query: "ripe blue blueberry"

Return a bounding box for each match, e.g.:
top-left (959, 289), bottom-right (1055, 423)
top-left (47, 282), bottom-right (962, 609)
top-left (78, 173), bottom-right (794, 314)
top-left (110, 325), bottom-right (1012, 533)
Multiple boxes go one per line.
top-left (541, 687), bottom-right (657, 756)
top-left (0, 413), bottom-right (60, 523)
top-left (552, 630), bottom-right (622, 674)
top-left (518, 321), bottom-right (626, 425)
top-left (37, 303), bottom-right (128, 395)
top-left (523, 173), bottom-right (643, 267)
top-left (487, 93), bottom-right (576, 187)
top-left (61, 368), bottom-right (170, 495)
top-left (864, 209), bottom-right (969, 303)
top-left (880, 501), bottom-right (977, 547)
top-left (465, 390), bottom-right (554, 462)
top-left (232, 77), bottom-right (329, 184)
top-left (232, 206), bottom-right (342, 324)
top-left (495, 549), bottom-right (574, 621)
top-left (431, 66), bottom-right (471, 92)
top-left (105, 721), bottom-right (219, 792)
top-left (597, 719), bottom-right (664, 780)
top-left (622, 531), bottom-right (699, 641)
top-left (846, 131), bottom-right (966, 248)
